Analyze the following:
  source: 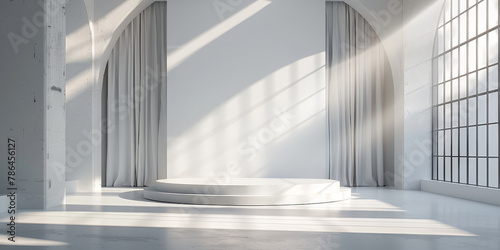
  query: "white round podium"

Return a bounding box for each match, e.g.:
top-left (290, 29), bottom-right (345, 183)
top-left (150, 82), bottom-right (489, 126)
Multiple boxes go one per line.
top-left (143, 178), bottom-right (351, 206)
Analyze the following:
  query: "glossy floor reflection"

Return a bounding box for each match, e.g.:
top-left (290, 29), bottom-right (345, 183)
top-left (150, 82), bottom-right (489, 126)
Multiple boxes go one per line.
top-left (1, 187), bottom-right (499, 249)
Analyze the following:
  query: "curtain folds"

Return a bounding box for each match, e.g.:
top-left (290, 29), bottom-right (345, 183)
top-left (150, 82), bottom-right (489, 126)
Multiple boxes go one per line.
top-left (105, 2), bottom-right (167, 187)
top-left (327, 2), bottom-right (388, 187)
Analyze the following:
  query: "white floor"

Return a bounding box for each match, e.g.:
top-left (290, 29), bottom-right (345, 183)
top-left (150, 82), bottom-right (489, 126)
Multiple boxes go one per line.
top-left (1, 187), bottom-right (499, 250)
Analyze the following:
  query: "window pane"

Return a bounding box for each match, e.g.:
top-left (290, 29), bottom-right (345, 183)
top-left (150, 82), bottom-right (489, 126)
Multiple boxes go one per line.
top-left (460, 44), bottom-right (467, 76)
top-left (460, 127), bottom-right (468, 155)
top-left (438, 105), bottom-right (444, 129)
top-left (452, 101), bottom-right (459, 127)
top-left (478, 68), bottom-right (488, 94)
top-left (489, 158), bottom-right (499, 188)
top-left (438, 157), bottom-right (444, 180)
top-left (469, 73), bottom-right (476, 95)
top-left (445, 81), bottom-right (451, 102)
top-left (433, 85), bottom-right (438, 103)
top-left (469, 97), bottom-right (477, 125)
top-left (445, 22), bottom-right (452, 51)
top-left (452, 18), bottom-right (459, 48)
top-left (489, 65), bottom-right (498, 90)
top-left (438, 83), bottom-right (444, 103)
top-left (469, 6), bottom-right (477, 40)
top-left (489, 0), bottom-right (499, 29)
top-left (469, 127), bottom-right (477, 156)
top-left (433, 106), bottom-right (438, 130)
top-left (489, 29), bottom-right (498, 65)
top-left (478, 158), bottom-right (487, 186)
top-left (452, 0), bottom-right (459, 18)
top-left (452, 128), bottom-right (459, 156)
top-left (439, 55), bottom-right (445, 83)
top-left (445, 52), bottom-right (452, 81)
top-left (445, 129), bottom-right (452, 155)
top-left (489, 124), bottom-right (498, 157)
top-left (460, 157), bottom-right (468, 183)
top-left (439, 130), bottom-right (445, 155)
top-left (477, 1), bottom-right (487, 34)
top-left (434, 58), bottom-right (439, 83)
top-left (445, 0), bottom-right (451, 21)
top-left (478, 94), bottom-right (487, 124)
top-left (468, 39), bottom-right (477, 72)
top-left (460, 99), bottom-right (468, 126)
top-left (433, 157), bottom-right (438, 179)
top-left (452, 48), bottom-right (459, 78)
top-left (469, 158), bottom-right (477, 185)
top-left (438, 26), bottom-right (445, 54)
top-left (445, 103), bottom-right (452, 128)
top-left (489, 93), bottom-right (498, 123)
top-left (445, 157), bottom-right (452, 181)
top-left (433, 131), bottom-right (438, 155)
top-left (460, 76), bottom-right (468, 98)
top-left (452, 157), bottom-right (459, 182)
top-left (478, 35), bottom-right (487, 69)
top-left (452, 79), bottom-right (459, 100)
top-left (459, 13), bottom-right (468, 44)
top-left (478, 125), bottom-right (487, 156)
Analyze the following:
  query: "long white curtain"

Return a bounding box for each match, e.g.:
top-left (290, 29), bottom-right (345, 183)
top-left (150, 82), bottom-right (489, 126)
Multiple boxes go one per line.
top-left (327, 2), bottom-right (388, 187)
top-left (105, 2), bottom-right (167, 187)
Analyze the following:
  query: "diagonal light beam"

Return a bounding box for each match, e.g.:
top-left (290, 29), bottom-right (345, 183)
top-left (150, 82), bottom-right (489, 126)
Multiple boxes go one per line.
top-left (167, 0), bottom-right (271, 72)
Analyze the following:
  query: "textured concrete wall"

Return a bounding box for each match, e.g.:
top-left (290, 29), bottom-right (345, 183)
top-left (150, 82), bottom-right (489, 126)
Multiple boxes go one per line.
top-left (0, 0), bottom-right (66, 208)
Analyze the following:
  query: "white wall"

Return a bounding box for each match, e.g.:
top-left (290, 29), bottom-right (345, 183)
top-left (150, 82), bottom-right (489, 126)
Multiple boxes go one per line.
top-left (65, 0), bottom-right (95, 191)
top-left (0, 0), bottom-right (66, 208)
top-left (402, 0), bottom-right (444, 189)
top-left (165, 0), bottom-right (327, 179)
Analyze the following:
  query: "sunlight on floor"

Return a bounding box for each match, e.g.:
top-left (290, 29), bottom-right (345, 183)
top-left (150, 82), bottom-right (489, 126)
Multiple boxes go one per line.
top-left (1, 188), bottom-right (473, 238)
top-left (0, 236), bottom-right (68, 247)
top-left (15, 210), bottom-right (475, 236)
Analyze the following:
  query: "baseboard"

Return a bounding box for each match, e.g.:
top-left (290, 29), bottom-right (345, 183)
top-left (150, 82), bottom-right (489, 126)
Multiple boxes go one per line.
top-left (421, 180), bottom-right (500, 206)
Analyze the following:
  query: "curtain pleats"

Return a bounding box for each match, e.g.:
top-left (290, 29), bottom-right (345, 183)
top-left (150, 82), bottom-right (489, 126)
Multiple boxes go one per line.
top-left (105, 2), bottom-right (167, 187)
top-left (327, 2), bottom-right (387, 187)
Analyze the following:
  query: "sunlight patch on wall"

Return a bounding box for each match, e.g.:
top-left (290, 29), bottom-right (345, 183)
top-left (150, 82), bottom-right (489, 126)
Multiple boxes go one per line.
top-left (167, 52), bottom-right (325, 178)
top-left (66, 68), bottom-right (92, 101)
top-left (167, 0), bottom-right (271, 72)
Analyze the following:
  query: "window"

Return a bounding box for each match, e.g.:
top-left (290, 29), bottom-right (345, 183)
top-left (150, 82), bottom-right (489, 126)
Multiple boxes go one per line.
top-left (433, 0), bottom-right (499, 188)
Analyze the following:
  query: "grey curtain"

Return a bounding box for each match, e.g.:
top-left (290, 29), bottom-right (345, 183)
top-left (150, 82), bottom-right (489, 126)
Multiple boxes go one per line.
top-left (105, 2), bottom-right (167, 187)
top-left (327, 2), bottom-right (388, 187)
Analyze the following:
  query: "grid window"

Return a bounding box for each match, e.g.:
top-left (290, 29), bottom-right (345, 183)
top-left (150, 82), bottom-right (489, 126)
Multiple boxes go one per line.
top-left (433, 0), bottom-right (499, 188)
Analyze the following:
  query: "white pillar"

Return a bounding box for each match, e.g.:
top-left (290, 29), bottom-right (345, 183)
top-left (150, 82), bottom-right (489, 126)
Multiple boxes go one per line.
top-left (0, 0), bottom-right (66, 209)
